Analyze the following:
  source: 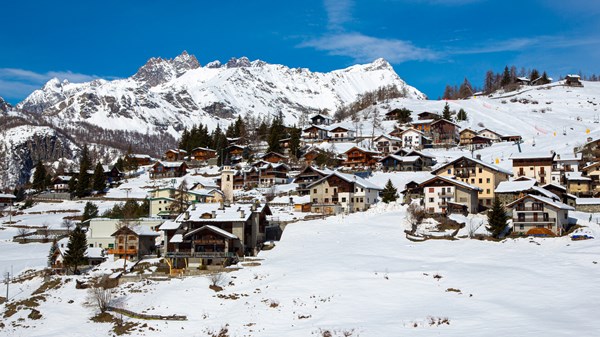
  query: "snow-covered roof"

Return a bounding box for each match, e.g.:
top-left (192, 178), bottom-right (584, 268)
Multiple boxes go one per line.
top-left (344, 146), bottom-right (379, 154)
top-left (0, 193), bottom-right (16, 199)
top-left (411, 119), bottom-right (434, 124)
top-left (420, 175), bottom-right (482, 191)
top-left (184, 225), bottom-right (238, 240)
top-left (566, 74), bottom-right (581, 78)
top-left (542, 183), bottom-right (567, 191)
top-left (565, 172), bottom-right (591, 181)
top-left (155, 161), bottom-right (186, 168)
top-left (495, 180), bottom-right (537, 193)
top-left (191, 146), bottom-right (216, 152)
top-left (307, 171), bottom-right (382, 190)
top-left (170, 234), bottom-right (183, 243)
top-left (509, 151), bottom-right (555, 160)
top-left (159, 220), bottom-right (180, 230)
top-left (433, 156), bottom-right (512, 176)
top-left (379, 154), bottom-right (421, 163)
top-left (373, 134), bottom-right (402, 142)
top-left (555, 153), bottom-right (581, 162)
top-left (131, 154), bottom-right (151, 159)
top-left (183, 202), bottom-right (267, 223)
top-left (270, 195), bottom-right (311, 204)
top-left (86, 247), bottom-right (105, 259)
top-left (506, 194), bottom-right (574, 211)
top-left (132, 225), bottom-right (160, 237)
top-left (575, 198), bottom-right (600, 205)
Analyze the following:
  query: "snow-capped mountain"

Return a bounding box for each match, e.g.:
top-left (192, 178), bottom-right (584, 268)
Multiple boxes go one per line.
top-left (0, 96), bottom-right (12, 113)
top-left (16, 52), bottom-right (425, 137)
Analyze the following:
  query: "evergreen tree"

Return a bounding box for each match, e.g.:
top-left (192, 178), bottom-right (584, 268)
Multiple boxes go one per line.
top-left (288, 126), bottom-right (301, 159)
top-left (484, 70), bottom-right (495, 93)
top-left (486, 198), bottom-right (508, 238)
top-left (32, 160), bottom-right (47, 191)
top-left (530, 69), bottom-right (540, 83)
top-left (394, 107), bottom-right (413, 124)
top-left (381, 179), bottom-right (398, 203)
top-left (68, 176), bottom-right (77, 194)
top-left (82, 201), bottom-right (99, 222)
top-left (76, 145), bottom-right (92, 197)
top-left (267, 112), bottom-right (286, 153)
top-left (539, 71), bottom-right (551, 85)
top-left (456, 108), bottom-right (468, 121)
top-left (63, 225), bottom-right (88, 274)
top-left (500, 66), bottom-right (511, 87)
top-left (458, 78), bottom-right (473, 98)
top-left (114, 157), bottom-right (124, 172)
top-left (47, 238), bottom-right (58, 267)
top-left (92, 163), bottom-right (106, 192)
top-left (441, 103), bottom-right (452, 120)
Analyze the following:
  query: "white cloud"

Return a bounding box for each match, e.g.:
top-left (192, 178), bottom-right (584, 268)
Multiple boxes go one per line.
top-left (324, 0), bottom-right (354, 30)
top-left (449, 35), bottom-right (600, 55)
top-left (301, 32), bottom-right (439, 63)
top-left (0, 68), bottom-right (107, 102)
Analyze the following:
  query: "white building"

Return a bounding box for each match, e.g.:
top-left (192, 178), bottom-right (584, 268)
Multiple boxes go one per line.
top-left (85, 218), bottom-right (164, 250)
top-left (398, 128), bottom-right (426, 149)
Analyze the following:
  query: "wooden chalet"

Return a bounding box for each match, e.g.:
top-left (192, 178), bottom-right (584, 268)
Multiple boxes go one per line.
top-left (128, 154), bottom-right (152, 166)
top-left (149, 161), bottom-right (188, 179)
top-left (342, 147), bottom-right (380, 169)
top-left (160, 202), bottom-right (272, 267)
top-left (103, 165), bottom-right (123, 185)
top-left (385, 108), bottom-right (412, 121)
top-left (459, 128), bottom-right (478, 146)
top-left (302, 125), bottom-right (329, 141)
top-left (417, 111), bottom-right (440, 120)
top-left (379, 154), bottom-right (424, 172)
top-left (293, 166), bottom-right (333, 195)
top-left (328, 125), bottom-right (354, 142)
top-left (257, 162), bottom-right (290, 187)
top-left (300, 148), bottom-right (321, 166)
top-left (420, 175), bottom-right (481, 215)
top-left (51, 176), bottom-right (72, 192)
top-left (430, 119), bottom-right (459, 146)
top-left (191, 147), bottom-right (217, 162)
top-left (410, 119), bottom-right (434, 135)
top-left (0, 193), bottom-right (16, 208)
top-left (308, 171), bottom-right (382, 214)
top-left (165, 149), bottom-right (187, 162)
top-left (109, 226), bottom-right (160, 261)
top-left (260, 151), bottom-right (288, 164)
top-left (310, 113), bottom-right (332, 126)
top-left (565, 74), bottom-right (583, 87)
top-left (477, 129), bottom-right (502, 142)
top-left (510, 152), bottom-right (555, 184)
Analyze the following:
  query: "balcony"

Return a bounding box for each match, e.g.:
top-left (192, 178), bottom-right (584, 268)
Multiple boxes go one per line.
top-left (539, 171), bottom-right (547, 177)
top-left (166, 252), bottom-right (235, 258)
top-left (193, 239), bottom-right (227, 245)
top-left (107, 249), bottom-right (137, 255)
top-left (514, 217), bottom-right (555, 223)
top-left (438, 192), bottom-right (453, 197)
top-left (514, 206), bottom-right (544, 211)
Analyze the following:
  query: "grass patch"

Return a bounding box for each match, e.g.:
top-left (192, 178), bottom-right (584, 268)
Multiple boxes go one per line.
top-left (32, 278), bottom-right (62, 295)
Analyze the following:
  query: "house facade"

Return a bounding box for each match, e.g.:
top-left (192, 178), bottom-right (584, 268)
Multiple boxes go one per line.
top-left (293, 166), bottom-right (333, 195)
top-left (430, 119), bottom-right (459, 146)
top-left (86, 218), bottom-right (164, 250)
top-left (433, 156), bottom-right (512, 207)
top-left (511, 152), bottom-right (555, 184)
top-left (459, 129), bottom-right (478, 146)
top-left (379, 155), bottom-right (423, 172)
top-left (191, 147), bottom-right (217, 162)
top-left (506, 195), bottom-right (574, 236)
top-left (398, 128), bottom-right (426, 149)
top-left (149, 161), bottom-right (188, 179)
top-left (309, 171), bottom-right (382, 214)
top-left (165, 149), bottom-right (187, 162)
top-left (373, 134), bottom-right (402, 155)
top-left (342, 147), bottom-right (380, 169)
top-left (420, 176), bottom-right (480, 214)
top-left (110, 225), bottom-right (160, 260)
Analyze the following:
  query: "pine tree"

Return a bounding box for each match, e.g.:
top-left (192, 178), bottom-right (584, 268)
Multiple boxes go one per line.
top-left (486, 198), bottom-right (508, 238)
top-left (289, 126), bottom-right (301, 159)
top-left (32, 160), bottom-right (47, 191)
top-left (47, 238), bottom-right (58, 267)
top-left (63, 225), bottom-right (88, 274)
top-left (394, 107), bottom-right (412, 124)
top-left (76, 145), bottom-right (92, 197)
top-left (484, 70), bottom-right (495, 94)
top-left (82, 201), bottom-right (99, 222)
top-left (92, 163), bottom-right (106, 192)
top-left (442, 103), bottom-right (452, 120)
top-left (530, 69), bottom-right (540, 83)
top-left (500, 66), bottom-right (511, 87)
top-left (458, 78), bottom-right (473, 99)
top-left (456, 108), bottom-right (468, 121)
top-left (381, 179), bottom-right (398, 203)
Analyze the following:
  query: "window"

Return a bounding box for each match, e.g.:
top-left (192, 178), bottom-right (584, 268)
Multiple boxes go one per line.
top-left (342, 197), bottom-right (346, 202)
top-left (519, 225), bottom-right (524, 230)
top-left (313, 198), bottom-right (318, 203)
top-left (479, 168), bottom-right (483, 173)
top-left (479, 178), bottom-right (483, 184)
top-left (429, 188), bottom-right (434, 193)
top-left (486, 178), bottom-right (491, 183)
top-left (471, 179), bottom-right (475, 183)
top-left (447, 169), bottom-right (452, 174)
top-left (486, 199), bottom-right (491, 205)
top-left (325, 188), bottom-right (328, 193)
top-left (89, 244), bottom-right (93, 248)
top-left (108, 243), bottom-right (114, 249)
top-left (429, 198), bottom-right (434, 202)
top-left (518, 213), bottom-right (525, 221)
top-left (334, 188), bottom-right (337, 193)
top-left (486, 189), bottom-right (490, 194)
top-left (313, 189), bottom-right (317, 194)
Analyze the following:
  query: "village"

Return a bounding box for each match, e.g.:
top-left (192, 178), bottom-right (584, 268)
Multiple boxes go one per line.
top-left (2, 75), bottom-right (600, 337)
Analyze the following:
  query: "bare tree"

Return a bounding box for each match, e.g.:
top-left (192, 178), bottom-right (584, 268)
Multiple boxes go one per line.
top-left (406, 203), bottom-right (425, 233)
top-left (467, 218), bottom-right (483, 238)
top-left (62, 219), bottom-right (75, 233)
top-left (87, 277), bottom-right (115, 313)
top-left (17, 227), bottom-right (29, 243)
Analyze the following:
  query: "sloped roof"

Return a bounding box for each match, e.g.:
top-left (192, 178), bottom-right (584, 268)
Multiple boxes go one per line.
top-left (307, 171), bottom-right (382, 190)
top-left (184, 225), bottom-right (238, 240)
top-left (506, 194), bottom-right (574, 211)
top-left (510, 151), bottom-right (555, 160)
top-left (419, 175), bottom-right (482, 191)
top-left (432, 156), bottom-right (513, 176)
top-left (379, 154), bottom-right (421, 163)
top-left (565, 172), bottom-right (591, 181)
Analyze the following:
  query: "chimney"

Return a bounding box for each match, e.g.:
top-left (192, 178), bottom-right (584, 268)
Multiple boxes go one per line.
top-left (219, 200), bottom-right (224, 210)
top-left (184, 211), bottom-right (190, 220)
top-left (476, 154), bottom-right (481, 160)
top-left (240, 210), bottom-right (245, 218)
top-left (211, 210), bottom-right (216, 218)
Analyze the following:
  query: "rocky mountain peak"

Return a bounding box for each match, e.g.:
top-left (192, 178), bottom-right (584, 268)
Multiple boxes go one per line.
top-left (0, 96), bottom-right (12, 112)
top-left (225, 57), bottom-right (252, 68)
top-left (133, 51), bottom-right (200, 87)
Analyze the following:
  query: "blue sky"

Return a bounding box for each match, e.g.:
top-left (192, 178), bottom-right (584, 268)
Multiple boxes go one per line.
top-left (1, 0), bottom-right (599, 103)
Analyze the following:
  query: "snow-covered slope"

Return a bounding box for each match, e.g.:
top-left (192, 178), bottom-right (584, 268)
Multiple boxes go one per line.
top-left (16, 52), bottom-right (425, 137)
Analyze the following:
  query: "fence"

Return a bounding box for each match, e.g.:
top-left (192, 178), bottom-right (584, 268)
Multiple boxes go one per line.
top-left (107, 306), bottom-right (187, 321)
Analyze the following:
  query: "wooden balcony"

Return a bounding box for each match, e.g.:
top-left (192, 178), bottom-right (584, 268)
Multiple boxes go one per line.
top-left (107, 248), bottom-right (137, 255)
top-left (166, 252), bottom-right (235, 258)
top-left (193, 239), bottom-right (227, 245)
top-left (514, 217), bottom-right (555, 223)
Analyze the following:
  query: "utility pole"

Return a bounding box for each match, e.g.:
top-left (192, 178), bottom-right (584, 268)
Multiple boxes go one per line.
top-left (3, 270), bottom-right (9, 300)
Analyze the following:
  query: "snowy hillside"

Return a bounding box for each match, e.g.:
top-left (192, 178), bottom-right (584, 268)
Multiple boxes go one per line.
top-left (16, 52), bottom-right (425, 137)
top-left (2, 202), bottom-right (600, 336)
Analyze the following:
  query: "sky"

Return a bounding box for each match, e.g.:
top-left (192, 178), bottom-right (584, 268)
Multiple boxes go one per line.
top-left (0, 0), bottom-right (599, 103)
